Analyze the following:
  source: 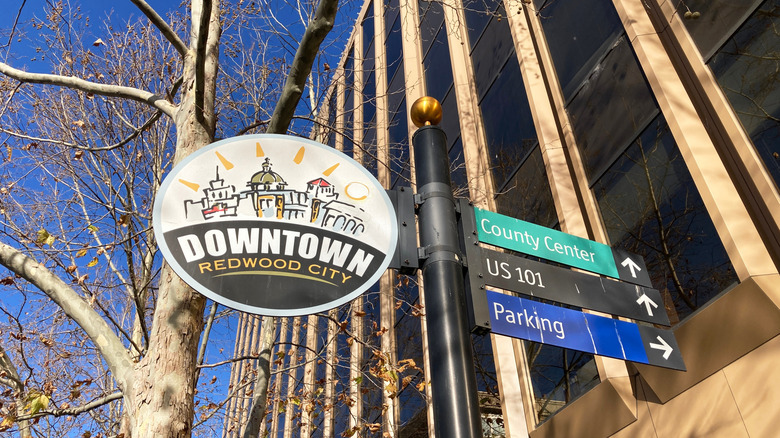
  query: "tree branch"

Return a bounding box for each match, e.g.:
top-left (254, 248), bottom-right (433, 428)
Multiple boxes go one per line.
top-left (17, 391), bottom-right (123, 421)
top-left (266, 0), bottom-right (339, 134)
top-left (0, 242), bottom-right (135, 393)
top-left (129, 0), bottom-right (188, 57)
top-left (3, 0), bottom-right (27, 51)
top-left (0, 110), bottom-right (162, 151)
top-left (194, 0), bottom-right (216, 128)
top-left (0, 62), bottom-right (176, 117)
top-left (0, 343), bottom-right (24, 392)
top-left (196, 301), bottom-right (219, 367)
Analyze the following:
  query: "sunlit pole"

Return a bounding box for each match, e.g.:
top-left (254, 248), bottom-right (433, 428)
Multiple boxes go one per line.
top-left (411, 96), bottom-right (482, 438)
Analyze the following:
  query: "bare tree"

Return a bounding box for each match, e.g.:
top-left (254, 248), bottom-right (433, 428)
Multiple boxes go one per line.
top-left (0, 0), bottom-right (340, 436)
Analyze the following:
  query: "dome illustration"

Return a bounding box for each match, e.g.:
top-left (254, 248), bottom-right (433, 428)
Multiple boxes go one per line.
top-left (250, 158), bottom-right (287, 190)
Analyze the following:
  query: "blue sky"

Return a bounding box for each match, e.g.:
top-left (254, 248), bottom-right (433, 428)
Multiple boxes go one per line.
top-left (3, 0), bottom-right (182, 65)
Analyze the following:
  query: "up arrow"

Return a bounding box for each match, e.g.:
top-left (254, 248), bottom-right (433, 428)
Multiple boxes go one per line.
top-left (636, 293), bottom-right (659, 317)
top-left (649, 336), bottom-right (673, 360)
top-left (621, 257), bottom-right (642, 278)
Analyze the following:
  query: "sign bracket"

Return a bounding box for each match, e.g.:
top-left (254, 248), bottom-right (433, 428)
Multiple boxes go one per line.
top-left (457, 198), bottom-right (492, 334)
top-left (387, 187), bottom-right (419, 275)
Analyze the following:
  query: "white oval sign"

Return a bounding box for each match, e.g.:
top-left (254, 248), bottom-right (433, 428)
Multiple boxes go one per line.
top-left (153, 134), bottom-right (398, 316)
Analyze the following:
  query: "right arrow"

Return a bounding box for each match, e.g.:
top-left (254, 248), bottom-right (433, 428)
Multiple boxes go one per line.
top-left (648, 336), bottom-right (673, 360)
top-left (636, 293), bottom-right (659, 317)
top-left (635, 326), bottom-right (685, 370)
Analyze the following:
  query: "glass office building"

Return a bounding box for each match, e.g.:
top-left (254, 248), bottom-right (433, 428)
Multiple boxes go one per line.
top-left (224, 0), bottom-right (780, 436)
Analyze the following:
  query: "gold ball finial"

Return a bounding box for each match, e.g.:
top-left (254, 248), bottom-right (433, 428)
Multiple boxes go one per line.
top-left (410, 96), bottom-right (442, 128)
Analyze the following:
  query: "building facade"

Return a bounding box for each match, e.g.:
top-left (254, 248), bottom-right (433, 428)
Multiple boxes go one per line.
top-left (225, 0), bottom-right (780, 436)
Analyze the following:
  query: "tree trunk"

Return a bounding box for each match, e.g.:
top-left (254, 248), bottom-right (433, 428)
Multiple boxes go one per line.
top-left (241, 316), bottom-right (276, 438)
top-left (127, 271), bottom-right (207, 436)
top-left (125, 0), bottom-right (220, 435)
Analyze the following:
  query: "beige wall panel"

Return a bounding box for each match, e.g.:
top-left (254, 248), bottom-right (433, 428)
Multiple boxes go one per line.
top-left (492, 335), bottom-right (530, 437)
top-left (637, 275), bottom-right (780, 402)
top-left (645, 371), bottom-right (748, 438)
top-left (399, 0), bottom-right (426, 170)
top-left (723, 334), bottom-right (780, 437)
top-left (374, 0), bottom-right (390, 188)
top-left (353, 16), bottom-right (364, 165)
top-left (610, 382), bottom-right (658, 438)
top-left (442, 0), bottom-right (495, 209)
top-left (300, 315), bottom-right (319, 437)
top-left (380, 270), bottom-right (399, 436)
top-left (512, 339), bottom-right (544, 429)
top-left (322, 309), bottom-right (338, 437)
top-left (530, 377), bottom-right (636, 438)
top-left (503, 0), bottom-right (586, 238)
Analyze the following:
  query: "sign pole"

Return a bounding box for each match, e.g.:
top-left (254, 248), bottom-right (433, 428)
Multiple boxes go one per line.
top-left (411, 97), bottom-right (482, 438)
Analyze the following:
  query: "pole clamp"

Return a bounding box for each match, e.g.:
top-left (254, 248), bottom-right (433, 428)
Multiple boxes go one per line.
top-left (418, 245), bottom-right (467, 266)
top-left (414, 190), bottom-right (455, 206)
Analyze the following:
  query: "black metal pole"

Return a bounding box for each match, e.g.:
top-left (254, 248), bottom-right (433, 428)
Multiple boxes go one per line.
top-left (413, 124), bottom-right (482, 438)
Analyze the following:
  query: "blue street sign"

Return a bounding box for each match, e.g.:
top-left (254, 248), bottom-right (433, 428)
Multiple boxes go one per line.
top-left (486, 290), bottom-right (685, 370)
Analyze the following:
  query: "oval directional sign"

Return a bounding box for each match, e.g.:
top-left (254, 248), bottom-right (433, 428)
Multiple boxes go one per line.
top-left (153, 134), bottom-right (398, 316)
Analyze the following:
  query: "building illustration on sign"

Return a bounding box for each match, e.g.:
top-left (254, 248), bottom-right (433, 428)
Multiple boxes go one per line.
top-left (182, 157), bottom-right (366, 236)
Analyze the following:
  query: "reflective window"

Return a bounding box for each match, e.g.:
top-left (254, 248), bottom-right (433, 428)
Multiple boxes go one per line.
top-left (420, 0), bottom-right (445, 57)
top-left (527, 344), bottom-right (598, 423)
top-left (478, 55), bottom-right (538, 190)
top-left (385, 0), bottom-right (401, 38)
top-left (363, 1), bottom-right (375, 57)
top-left (470, 3), bottom-right (514, 101)
top-left (533, 0), bottom-right (622, 100)
top-left (386, 9), bottom-right (404, 88)
top-left (360, 291), bottom-right (384, 433)
top-left (449, 136), bottom-right (469, 197)
top-left (386, 22), bottom-right (405, 112)
top-left (364, 70), bottom-right (376, 127)
top-left (440, 89), bottom-right (461, 151)
top-left (678, 0), bottom-right (763, 60)
top-left (331, 311), bottom-right (352, 434)
top-left (496, 149), bottom-right (557, 228)
top-left (343, 52), bottom-right (355, 158)
top-left (472, 333), bottom-right (499, 407)
top-left (387, 7), bottom-right (408, 188)
top-left (389, 97), bottom-right (409, 188)
top-left (566, 37), bottom-right (658, 183)
top-left (364, 120), bottom-right (378, 177)
top-left (463, 0), bottom-right (502, 50)
top-left (364, 38), bottom-right (378, 176)
top-left (326, 92), bottom-right (337, 147)
top-left (707, 0), bottom-right (780, 189)
top-left (465, 0), bottom-right (537, 192)
top-left (592, 115), bottom-right (739, 323)
top-left (422, 6), bottom-right (452, 101)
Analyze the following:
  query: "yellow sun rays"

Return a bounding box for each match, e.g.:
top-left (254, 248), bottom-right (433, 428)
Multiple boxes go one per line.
top-left (177, 142), bottom-right (349, 192)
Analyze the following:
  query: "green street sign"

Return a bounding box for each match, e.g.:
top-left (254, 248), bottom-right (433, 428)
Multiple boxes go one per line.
top-left (474, 208), bottom-right (652, 288)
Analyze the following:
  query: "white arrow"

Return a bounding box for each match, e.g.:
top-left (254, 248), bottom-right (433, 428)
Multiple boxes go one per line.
top-left (636, 294), bottom-right (659, 317)
top-left (649, 336), bottom-right (673, 360)
top-left (621, 257), bottom-right (642, 278)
